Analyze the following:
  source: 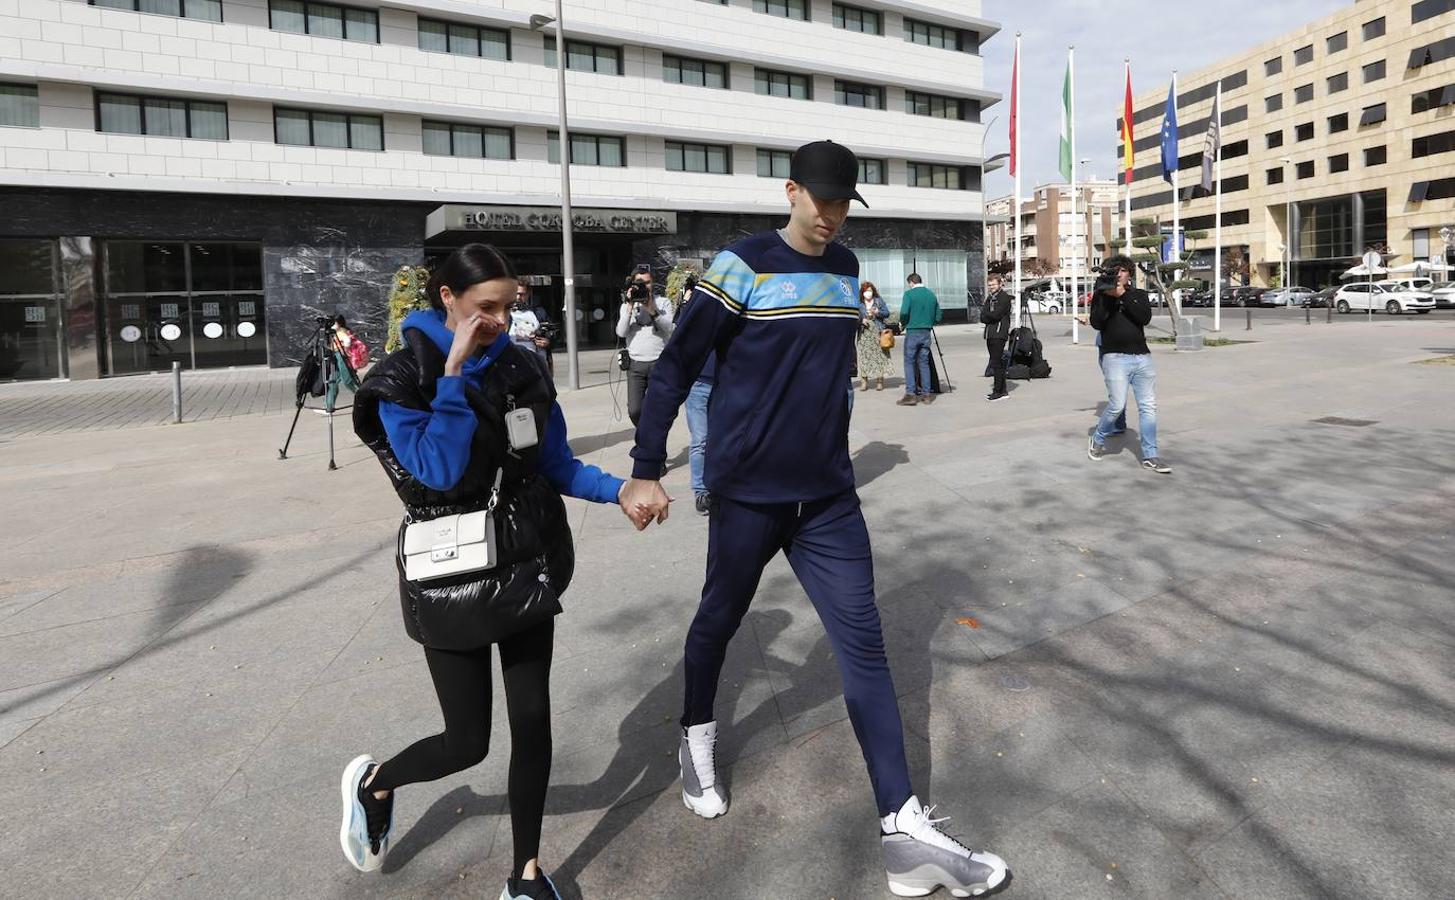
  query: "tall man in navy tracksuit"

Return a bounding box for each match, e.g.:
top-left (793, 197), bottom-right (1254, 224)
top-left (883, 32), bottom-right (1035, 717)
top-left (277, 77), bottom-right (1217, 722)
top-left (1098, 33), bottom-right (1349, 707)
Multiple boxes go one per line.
top-left (620, 141), bottom-right (1009, 898)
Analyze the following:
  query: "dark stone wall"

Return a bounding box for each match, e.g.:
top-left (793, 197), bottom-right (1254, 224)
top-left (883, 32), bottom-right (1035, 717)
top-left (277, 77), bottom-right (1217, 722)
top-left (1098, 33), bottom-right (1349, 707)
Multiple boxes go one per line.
top-left (0, 188), bottom-right (433, 368)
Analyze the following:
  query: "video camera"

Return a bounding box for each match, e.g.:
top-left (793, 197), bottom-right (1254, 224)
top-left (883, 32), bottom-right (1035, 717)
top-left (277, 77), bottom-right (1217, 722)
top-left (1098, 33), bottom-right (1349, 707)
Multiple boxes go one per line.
top-left (626, 280), bottom-right (652, 302)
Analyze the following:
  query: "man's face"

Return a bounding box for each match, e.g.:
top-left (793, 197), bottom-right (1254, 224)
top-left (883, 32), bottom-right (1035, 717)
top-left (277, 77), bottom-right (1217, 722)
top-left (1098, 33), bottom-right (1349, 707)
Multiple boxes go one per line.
top-left (988, 277), bottom-right (1002, 293)
top-left (1116, 267), bottom-right (1131, 289)
top-left (633, 272), bottom-right (652, 290)
top-left (786, 182), bottom-right (851, 248)
top-left (514, 285), bottom-right (529, 308)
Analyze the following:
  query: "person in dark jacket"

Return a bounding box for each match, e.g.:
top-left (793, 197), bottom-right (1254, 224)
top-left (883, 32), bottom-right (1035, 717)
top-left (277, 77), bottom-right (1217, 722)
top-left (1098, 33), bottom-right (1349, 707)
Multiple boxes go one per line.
top-left (979, 275), bottom-right (1013, 402)
top-left (343, 244), bottom-right (638, 900)
top-left (1088, 255), bottom-right (1170, 473)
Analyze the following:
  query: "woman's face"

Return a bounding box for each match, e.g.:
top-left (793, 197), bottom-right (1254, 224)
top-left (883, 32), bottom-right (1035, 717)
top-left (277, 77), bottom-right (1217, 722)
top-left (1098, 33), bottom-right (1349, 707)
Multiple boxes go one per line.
top-left (440, 277), bottom-right (514, 345)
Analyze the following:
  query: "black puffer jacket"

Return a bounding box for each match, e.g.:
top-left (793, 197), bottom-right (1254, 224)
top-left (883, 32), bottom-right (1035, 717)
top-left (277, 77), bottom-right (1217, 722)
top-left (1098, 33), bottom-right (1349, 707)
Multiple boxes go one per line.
top-left (353, 328), bottom-right (574, 650)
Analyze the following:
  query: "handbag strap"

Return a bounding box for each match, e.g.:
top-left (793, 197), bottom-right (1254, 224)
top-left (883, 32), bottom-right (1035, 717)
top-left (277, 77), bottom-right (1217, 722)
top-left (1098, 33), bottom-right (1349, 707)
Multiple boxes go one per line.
top-left (485, 467), bottom-right (504, 516)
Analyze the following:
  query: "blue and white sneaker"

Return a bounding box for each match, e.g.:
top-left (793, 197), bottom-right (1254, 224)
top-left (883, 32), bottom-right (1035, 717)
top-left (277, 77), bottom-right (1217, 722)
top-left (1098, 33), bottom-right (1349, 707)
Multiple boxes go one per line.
top-left (680, 721), bottom-right (728, 818)
top-left (339, 754), bottom-right (393, 873)
top-left (881, 796), bottom-right (1009, 897)
top-left (500, 873), bottom-right (563, 899)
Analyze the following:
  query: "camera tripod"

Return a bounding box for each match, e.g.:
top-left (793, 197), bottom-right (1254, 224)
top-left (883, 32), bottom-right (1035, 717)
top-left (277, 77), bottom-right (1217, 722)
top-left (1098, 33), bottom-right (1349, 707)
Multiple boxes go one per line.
top-left (277, 318), bottom-right (356, 471)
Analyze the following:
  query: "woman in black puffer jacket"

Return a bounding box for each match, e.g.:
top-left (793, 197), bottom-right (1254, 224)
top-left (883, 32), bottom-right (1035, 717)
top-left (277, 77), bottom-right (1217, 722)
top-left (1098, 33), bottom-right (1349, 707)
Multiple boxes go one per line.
top-left (340, 244), bottom-right (642, 900)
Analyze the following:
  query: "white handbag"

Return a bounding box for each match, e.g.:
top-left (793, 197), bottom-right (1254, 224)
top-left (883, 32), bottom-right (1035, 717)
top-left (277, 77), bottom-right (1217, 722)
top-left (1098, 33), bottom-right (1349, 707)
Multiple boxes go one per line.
top-left (402, 471), bottom-right (501, 583)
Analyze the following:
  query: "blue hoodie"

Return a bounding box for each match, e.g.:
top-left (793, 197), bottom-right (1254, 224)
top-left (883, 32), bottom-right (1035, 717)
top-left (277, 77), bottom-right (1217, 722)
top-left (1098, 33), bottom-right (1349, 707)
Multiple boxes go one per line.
top-left (378, 309), bottom-right (623, 504)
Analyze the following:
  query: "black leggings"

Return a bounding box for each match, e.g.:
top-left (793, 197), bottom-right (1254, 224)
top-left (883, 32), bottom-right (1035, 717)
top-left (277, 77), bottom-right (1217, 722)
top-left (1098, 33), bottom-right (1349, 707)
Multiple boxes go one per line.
top-left (369, 618), bottom-right (554, 875)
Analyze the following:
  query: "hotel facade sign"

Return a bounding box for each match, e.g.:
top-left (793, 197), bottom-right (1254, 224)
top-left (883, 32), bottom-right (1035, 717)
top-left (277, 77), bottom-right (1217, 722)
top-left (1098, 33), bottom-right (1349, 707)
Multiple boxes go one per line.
top-left (427, 205), bottom-right (677, 238)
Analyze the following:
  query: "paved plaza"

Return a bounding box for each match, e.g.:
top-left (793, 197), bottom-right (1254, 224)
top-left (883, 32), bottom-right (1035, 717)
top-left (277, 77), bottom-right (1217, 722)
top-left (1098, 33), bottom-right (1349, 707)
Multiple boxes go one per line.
top-left (1, 314), bottom-right (1453, 899)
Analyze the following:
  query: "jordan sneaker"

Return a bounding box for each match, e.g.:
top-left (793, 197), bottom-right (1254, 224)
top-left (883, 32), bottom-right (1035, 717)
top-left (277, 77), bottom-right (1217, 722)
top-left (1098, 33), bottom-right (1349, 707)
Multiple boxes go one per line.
top-left (679, 721), bottom-right (728, 818)
top-left (881, 795), bottom-right (1009, 897)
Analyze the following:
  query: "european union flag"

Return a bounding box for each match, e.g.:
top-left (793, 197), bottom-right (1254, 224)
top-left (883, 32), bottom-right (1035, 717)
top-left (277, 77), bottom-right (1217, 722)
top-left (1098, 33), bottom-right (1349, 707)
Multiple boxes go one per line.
top-left (1160, 82), bottom-right (1178, 185)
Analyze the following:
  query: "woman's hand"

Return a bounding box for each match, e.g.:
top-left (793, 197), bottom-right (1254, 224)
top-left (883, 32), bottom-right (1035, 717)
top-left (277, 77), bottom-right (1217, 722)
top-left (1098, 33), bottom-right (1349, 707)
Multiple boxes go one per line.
top-left (444, 313), bottom-right (492, 377)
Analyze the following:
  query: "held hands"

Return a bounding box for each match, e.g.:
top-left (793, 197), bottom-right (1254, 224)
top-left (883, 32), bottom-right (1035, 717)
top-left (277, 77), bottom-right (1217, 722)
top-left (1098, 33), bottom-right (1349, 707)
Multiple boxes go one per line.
top-left (618, 478), bottom-right (672, 531)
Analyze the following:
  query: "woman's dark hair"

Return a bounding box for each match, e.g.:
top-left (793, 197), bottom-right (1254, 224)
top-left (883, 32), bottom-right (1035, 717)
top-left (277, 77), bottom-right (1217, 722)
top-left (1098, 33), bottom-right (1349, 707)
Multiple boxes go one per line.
top-left (1101, 254), bottom-right (1136, 279)
top-left (861, 280), bottom-right (881, 299)
top-left (426, 243), bottom-right (516, 311)
top-left (332, 314), bottom-right (349, 329)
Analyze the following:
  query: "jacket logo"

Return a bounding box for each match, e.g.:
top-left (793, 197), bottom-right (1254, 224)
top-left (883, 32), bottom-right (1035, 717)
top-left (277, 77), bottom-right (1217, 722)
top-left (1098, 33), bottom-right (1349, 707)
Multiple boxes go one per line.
top-left (780, 282), bottom-right (798, 300)
top-left (840, 279), bottom-right (853, 297)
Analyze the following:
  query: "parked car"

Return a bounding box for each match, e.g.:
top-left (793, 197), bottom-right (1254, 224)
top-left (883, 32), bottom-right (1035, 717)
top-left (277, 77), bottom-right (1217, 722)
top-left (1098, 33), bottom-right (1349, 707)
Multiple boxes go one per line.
top-left (1384, 277), bottom-right (1434, 294)
top-left (1304, 287), bottom-right (1337, 308)
top-left (1334, 282), bottom-right (1436, 314)
top-left (1230, 286), bottom-right (1266, 307)
top-left (1262, 286), bottom-right (1316, 307)
top-left (1430, 281), bottom-right (1455, 309)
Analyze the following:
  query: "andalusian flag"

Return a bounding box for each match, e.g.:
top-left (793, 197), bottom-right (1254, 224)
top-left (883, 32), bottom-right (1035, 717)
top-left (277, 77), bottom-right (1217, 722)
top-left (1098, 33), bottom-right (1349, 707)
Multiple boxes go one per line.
top-left (1059, 61), bottom-right (1073, 181)
top-left (1120, 63), bottom-right (1135, 181)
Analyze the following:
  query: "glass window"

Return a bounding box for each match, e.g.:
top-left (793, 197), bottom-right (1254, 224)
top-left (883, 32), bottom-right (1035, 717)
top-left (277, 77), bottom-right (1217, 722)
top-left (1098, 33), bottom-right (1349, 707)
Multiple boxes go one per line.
top-left (143, 97), bottom-right (188, 137)
top-left (753, 0), bottom-right (808, 20)
top-left (0, 83), bottom-right (40, 128)
top-left (1365, 144), bottom-right (1386, 166)
top-left (666, 141), bottom-right (731, 174)
top-left (858, 157), bottom-right (886, 185)
top-left (1359, 102), bottom-right (1386, 126)
top-left (98, 94), bottom-right (144, 134)
top-left (832, 3), bottom-right (881, 34)
top-left (448, 23), bottom-right (479, 57)
top-left (1266, 167), bottom-right (1284, 185)
top-left (1327, 31), bottom-right (1347, 54)
top-left (98, 93), bottom-right (228, 140)
top-left (1296, 122), bottom-right (1314, 141)
top-left (422, 121), bottom-right (512, 158)
top-left (663, 55), bottom-right (727, 89)
top-left (418, 20), bottom-right (448, 53)
top-left (344, 7), bottom-right (376, 43)
top-left (189, 101), bottom-right (228, 139)
top-left (1413, 0), bottom-right (1455, 25)
top-left (1328, 112), bottom-right (1348, 133)
top-left (1294, 44), bottom-right (1313, 65)
top-left (1412, 83), bottom-right (1455, 113)
top-left (91, 0), bottom-right (220, 17)
top-left (348, 114), bottom-right (382, 151)
top-left (306, 3), bottom-right (343, 39)
top-left (269, 1), bottom-right (376, 42)
top-left (1413, 129), bottom-right (1455, 158)
top-left (138, 0), bottom-right (181, 13)
top-left (481, 28), bottom-right (509, 60)
top-left (274, 108), bottom-right (381, 149)
top-left (757, 148), bottom-right (791, 178)
top-left (274, 108), bottom-right (310, 145)
top-left (906, 91), bottom-right (965, 120)
top-left (544, 37), bottom-right (622, 74)
top-left (1363, 17), bottom-right (1385, 39)
top-left (268, 0), bottom-right (306, 33)
top-left (1266, 129), bottom-right (1284, 149)
top-left (422, 121), bottom-right (451, 156)
top-left (311, 112), bottom-right (348, 148)
top-left (547, 132), bottom-right (625, 167)
top-left (1295, 83), bottom-right (1313, 103)
top-left (1297, 160), bottom-right (1314, 179)
top-left (1266, 93), bottom-right (1283, 113)
top-left (1327, 72), bottom-right (1348, 93)
top-left (754, 69), bottom-right (811, 100)
top-left (908, 162), bottom-right (977, 190)
top-left (834, 80), bottom-right (883, 109)
top-left (1329, 153), bottom-right (1349, 173)
top-left (1363, 60), bottom-right (1386, 83)
top-left (905, 18), bottom-right (971, 52)
top-left (1265, 56), bottom-right (1282, 76)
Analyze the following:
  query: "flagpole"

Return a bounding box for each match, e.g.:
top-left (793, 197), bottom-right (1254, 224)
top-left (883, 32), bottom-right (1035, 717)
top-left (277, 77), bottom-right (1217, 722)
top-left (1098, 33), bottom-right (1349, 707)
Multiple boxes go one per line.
top-left (1069, 46), bottom-right (1079, 344)
top-left (1123, 60), bottom-right (1133, 255)
top-left (1012, 32), bottom-right (1022, 331)
top-left (1213, 80), bottom-right (1223, 332)
top-left (1171, 70), bottom-right (1180, 317)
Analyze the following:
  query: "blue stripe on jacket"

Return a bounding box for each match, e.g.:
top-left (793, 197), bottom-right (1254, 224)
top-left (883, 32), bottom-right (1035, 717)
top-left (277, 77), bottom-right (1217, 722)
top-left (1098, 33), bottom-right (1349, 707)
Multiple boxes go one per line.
top-left (378, 310), bottom-right (623, 504)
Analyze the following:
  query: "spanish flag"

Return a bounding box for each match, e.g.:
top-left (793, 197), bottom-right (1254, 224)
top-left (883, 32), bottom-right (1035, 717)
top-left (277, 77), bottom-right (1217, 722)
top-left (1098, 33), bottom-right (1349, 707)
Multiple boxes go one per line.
top-left (1121, 62), bottom-right (1134, 181)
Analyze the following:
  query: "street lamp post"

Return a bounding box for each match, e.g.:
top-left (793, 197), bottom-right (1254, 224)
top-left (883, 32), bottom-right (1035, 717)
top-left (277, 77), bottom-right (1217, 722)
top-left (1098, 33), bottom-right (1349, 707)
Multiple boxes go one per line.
top-left (979, 114), bottom-right (1000, 309)
top-left (530, 6), bottom-right (580, 390)
top-left (1278, 157), bottom-right (1292, 305)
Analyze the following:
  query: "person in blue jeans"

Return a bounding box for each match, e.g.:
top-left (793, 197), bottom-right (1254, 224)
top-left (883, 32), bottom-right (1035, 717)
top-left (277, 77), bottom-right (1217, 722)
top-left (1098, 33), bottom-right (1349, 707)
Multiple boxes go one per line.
top-left (1094, 330), bottom-right (1127, 435)
top-left (685, 360), bottom-right (714, 515)
top-left (1088, 255), bottom-right (1170, 474)
top-left (897, 274), bottom-right (941, 406)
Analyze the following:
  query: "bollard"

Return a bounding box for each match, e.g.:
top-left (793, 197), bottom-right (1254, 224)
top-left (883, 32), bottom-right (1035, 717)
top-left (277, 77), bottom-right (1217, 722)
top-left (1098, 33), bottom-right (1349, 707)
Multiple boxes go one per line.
top-left (1327, 302), bottom-right (1333, 323)
top-left (1305, 304), bottom-right (1311, 324)
top-left (171, 361), bottom-right (182, 423)
top-left (1246, 307), bottom-right (1252, 331)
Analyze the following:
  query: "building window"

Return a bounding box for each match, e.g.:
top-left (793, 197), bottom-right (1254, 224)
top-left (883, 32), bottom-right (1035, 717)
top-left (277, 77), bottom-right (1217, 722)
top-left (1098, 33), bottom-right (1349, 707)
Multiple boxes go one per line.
top-left (905, 90), bottom-right (969, 120)
top-left (1296, 122), bottom-right (1314, 141)
top-left (754, 68), bottom-right (811, 100)
top-left (858, 157), bottom-right (886, 185)
top-left (1265, 56), bottom-right (1282, 76)
top-left (1413, 0), bottom-right (1455, 25)
top-left (421, 121), bottom-right (511, 159)
top-left (0, 83), bottom-right (39, 128)
top-left (834, 80), bottom-right (884, 109)
top-left (1362, 60), bottom-right (1385, 83)
top-left (90, 0), bottom-right (222, 20)
top-left (274, 107), bottom-right (381, 149)
top-left (1359, 102), bottom-right (1386, 126)
top-left (1266, 129), bottom-right (1284, 149)
top-left (543, 37), bottom-right (623, 75)
top-left (1412, 83), bottom-right (1455, 113)
top-left (1363, 16), bottom-right (1385, 39)
top-left (1294, 44), bottom-right (1313, 65)
top-left (666, 141), bottom-right (731, 174)
top-left (269, 1), bottom-right (377, 43)
top-left (98, 92), bottom-right (228, 139)
top-left (547, 131), bottom-right (624, 167)
top-left (1329, 153), bottom-right (1349, 173)
top-left (1294, 83), bottom-right (1313, 103)
top-left (1409, 36), bottom-right (1455, 69)
top-left (1266, 93), bottom-right (1283, 113)
top-left (905, 18), bottom-right (975, 53)
top-left (1326, 72), bottom-right (1348, 94)
top-left (907, 162), bottom-right (978, 190)
top-left (1328, 112), bottom-right (1348, 133)
top-left (1327, 31), bottom-right (1347, 54)
top-left (753, 0), bottom-right (808, 20)
top-left (756, 148), bottom-right (791, 178)
top-left (832, 3), bottom-right (881, 34)
top-left (1364, 144), bottom-right (1387, 166)
top-left (1296, 160), bottom-right (1314, 179)
top-left (418, 19), bottom-right (509, 60)
top-left (1410, 178), bottom-right (1455, 202)
top-left (1413, 128), bottom-right (1455, 158)
top-left (663, 55), bottom-right (728, 88)
top-left (1266, 167), bottom-right (1284, 185)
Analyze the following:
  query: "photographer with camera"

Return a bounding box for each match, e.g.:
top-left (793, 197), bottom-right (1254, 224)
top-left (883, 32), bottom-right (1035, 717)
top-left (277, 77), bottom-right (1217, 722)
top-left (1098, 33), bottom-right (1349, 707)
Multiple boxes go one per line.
top-left (510, 279), bottom-right (557, 375)
top-left (616, 263), bottom-right (675, 426)
top-left (1087, 255), bottom-right (1170, 474)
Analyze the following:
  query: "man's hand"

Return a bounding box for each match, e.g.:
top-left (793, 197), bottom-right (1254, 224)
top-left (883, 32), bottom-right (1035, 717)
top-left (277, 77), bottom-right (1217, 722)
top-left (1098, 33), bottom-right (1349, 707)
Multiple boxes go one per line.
top-left (618, 478), bottom-right (671, 531)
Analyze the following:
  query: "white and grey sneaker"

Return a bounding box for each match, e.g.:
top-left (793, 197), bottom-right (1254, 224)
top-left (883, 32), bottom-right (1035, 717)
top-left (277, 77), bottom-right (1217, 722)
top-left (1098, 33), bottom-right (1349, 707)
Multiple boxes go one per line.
top-left (881, 795), bottom-right (1009, 897)
top-left (679, 721), bottom-right (728, 818)
top-left (339, 754), bottom-right (393, 873)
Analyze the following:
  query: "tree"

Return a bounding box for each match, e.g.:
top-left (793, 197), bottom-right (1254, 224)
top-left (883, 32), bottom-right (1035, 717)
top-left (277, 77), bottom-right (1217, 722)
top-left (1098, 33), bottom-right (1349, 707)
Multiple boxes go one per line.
top-left (386, 264), bottom-right (431, 353)
top-left (1025, 258), bottom-right (1058, 278)
top-left (1129, 217), bottom-right (1207, 338)
top-left (1222, 246), bottom-right (1250, 286)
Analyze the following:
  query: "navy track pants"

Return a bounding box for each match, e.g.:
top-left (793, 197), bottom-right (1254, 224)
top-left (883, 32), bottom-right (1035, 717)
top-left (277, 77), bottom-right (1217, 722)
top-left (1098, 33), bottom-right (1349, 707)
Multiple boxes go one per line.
top-left (681, 490), bottom-right (913, 816)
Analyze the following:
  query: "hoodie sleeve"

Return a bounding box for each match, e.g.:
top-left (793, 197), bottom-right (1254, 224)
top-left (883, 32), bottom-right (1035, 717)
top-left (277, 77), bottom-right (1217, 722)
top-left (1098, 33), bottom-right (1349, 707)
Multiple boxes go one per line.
top-left (537, 403), bottom-right (624, 504)
top-left (378, 376), bottom-right (477, 491)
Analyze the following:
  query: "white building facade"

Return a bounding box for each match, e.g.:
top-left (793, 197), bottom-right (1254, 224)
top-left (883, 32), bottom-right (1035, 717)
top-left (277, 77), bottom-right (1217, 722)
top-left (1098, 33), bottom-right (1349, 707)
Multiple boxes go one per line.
top-left (0, 0), bottom-right (998, 379)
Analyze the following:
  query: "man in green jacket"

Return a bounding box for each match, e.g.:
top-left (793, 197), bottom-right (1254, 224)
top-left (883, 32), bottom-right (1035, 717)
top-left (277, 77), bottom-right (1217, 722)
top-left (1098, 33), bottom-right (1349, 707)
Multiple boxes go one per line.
top-left (897, 273), bottom-right (942, 406)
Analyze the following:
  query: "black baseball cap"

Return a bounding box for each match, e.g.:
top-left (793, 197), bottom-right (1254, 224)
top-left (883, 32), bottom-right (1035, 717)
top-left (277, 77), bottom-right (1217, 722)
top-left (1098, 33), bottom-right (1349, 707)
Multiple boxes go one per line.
top-left (789, 140), bottom-right (868, 207)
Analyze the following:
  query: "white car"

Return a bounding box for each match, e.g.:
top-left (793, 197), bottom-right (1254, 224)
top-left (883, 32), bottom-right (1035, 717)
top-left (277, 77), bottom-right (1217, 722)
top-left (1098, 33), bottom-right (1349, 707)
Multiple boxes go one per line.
top-left (1334, 282), bottom-right (1436, 314)
top-left (1025, 290), bottom-right (1067, 314)
top-left (1430, 281), bottom-right (1455, 310)
top-left (1263, 286), bottom-right (1316, 307)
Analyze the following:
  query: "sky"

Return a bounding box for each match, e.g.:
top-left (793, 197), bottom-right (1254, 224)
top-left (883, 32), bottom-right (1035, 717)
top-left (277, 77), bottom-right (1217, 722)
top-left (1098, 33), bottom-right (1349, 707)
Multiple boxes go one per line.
top-left (979, 0), bottom-right (1348, 199)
